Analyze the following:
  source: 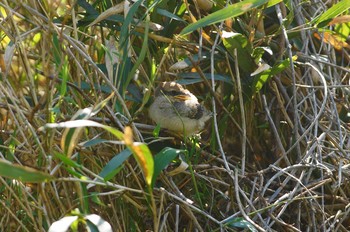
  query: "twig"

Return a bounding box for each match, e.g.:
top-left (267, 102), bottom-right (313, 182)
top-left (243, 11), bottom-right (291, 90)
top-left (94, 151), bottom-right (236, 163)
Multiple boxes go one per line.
top-left (233, 48), bottom-right (247, 175)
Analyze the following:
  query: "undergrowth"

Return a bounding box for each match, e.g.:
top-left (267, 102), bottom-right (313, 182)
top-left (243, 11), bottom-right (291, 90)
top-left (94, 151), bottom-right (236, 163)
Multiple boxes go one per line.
top-left (1, 0), bottom-right (350, 231)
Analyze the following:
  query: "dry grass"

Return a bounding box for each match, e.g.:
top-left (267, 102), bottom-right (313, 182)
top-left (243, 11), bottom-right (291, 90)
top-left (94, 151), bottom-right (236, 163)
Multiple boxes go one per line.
top-left (1, 0), bottom-right (350, 231)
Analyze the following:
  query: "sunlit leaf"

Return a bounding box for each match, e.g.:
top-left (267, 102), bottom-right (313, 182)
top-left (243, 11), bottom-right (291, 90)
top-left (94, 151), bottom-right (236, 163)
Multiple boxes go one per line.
top-left (120, 0), bottom-right (143, 51)
top-left (32, 32), bottom-right (42, 44)
top-left (328, 15), bottom-right (350, 26)
top-left (43, 120), bottom-right (124, 139)
top-left (40, 119), bottom-right (124, 158)
top-left (314, 0), bottom-right (350, 27)
top-left (85, 214), bottom-right (112, 232)
top-left (122, 126), bottom-right (154, 186)
top-left (314, 31), bottom-right (350, 50)
top-left (152, 124), bottom-right (161, 138)
top-left (48, 216), bottom-right (78, 232)
top-left (124, 126), bottom-right (134, 146)
top-left (129, 142), bottom-right (154, 186)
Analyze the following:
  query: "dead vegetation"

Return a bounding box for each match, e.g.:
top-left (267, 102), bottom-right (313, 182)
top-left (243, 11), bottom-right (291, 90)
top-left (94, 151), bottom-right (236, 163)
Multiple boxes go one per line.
top-left (1, 0), bottom-right (350, 231)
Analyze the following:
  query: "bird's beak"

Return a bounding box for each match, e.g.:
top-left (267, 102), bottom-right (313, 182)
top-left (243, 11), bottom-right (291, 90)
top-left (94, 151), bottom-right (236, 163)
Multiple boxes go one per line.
top-left (173, 94), bottom-right (192, 101)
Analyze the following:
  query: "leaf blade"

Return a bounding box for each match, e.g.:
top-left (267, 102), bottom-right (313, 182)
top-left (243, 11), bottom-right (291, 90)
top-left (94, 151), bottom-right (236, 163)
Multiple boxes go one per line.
top-left (180, 0), bottom-right (277, 35)
top-left (0, 159), bottom-right (54, 183)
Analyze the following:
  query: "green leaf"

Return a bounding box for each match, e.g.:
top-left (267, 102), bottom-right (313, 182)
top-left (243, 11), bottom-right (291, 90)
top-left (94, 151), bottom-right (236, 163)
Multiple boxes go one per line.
top-left (176, 72), bottom-right (233, 85)
top-left (152, 124), bottom-right (161, 138)
top-left (77, 0), bottom-right (98, 15)
top-left (0, 159), bottom-right (54, 183)
top-left (52, 34), bottom-right (61, 66)
top-left (151, 147), bottom-right (183, 188)
top-left (120, 0), bottom-right (143, 50)
top-left (81, 179), bottom-right (90, 214)
top-left (101, 124), bottom-right (124, 140)
top-left (226, 217), bottom-right (257, 232)
top-left (117, 0), bottom-right (143, 95)
top-left (80, 138), bottom-right (109, 148)
top-left (61, 107), bottom-right (94, 157)
top-left (65, 167), bottom-right (84, 178)
top-left (55, 152), bottom-right (82, 168)
top-left (98, 149), bottom-right (132, 181)
top-left (89, 192), bottom-right (106, 206)
top-left (59, 56), bottom-right (69, 97)
top-left (313, 0), bottom-right (350, 27)
top-left (253, 56), bottom-right (297, 92)
top-left (90, 92), bottom-right (115, 116)
top-left (61, 125), bottom-right (85, 158)
top-left (223, 33), bottom-right (256, 74)
top-left (52, 34), bottom-right (70, 98)
top-left (180, 0), bottom-right (279, 35)
top-left (125, 14), bottom-right (150, 93)
top-left (156, 8), bottom-right (186, 23)
top-left (252, 46), bottom-right (272, 63)
top-left (86, 221), bottom-right (99, 232)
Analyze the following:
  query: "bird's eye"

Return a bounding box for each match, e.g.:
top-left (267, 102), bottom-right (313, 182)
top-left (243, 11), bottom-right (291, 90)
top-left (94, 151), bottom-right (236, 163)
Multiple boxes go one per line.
top-left (169, 90), bottom-right (178, 96)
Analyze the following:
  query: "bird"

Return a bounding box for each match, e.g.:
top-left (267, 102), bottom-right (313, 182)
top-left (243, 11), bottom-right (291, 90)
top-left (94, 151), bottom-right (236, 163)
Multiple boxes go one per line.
top-left (149, 81), bottom-right (212, 136)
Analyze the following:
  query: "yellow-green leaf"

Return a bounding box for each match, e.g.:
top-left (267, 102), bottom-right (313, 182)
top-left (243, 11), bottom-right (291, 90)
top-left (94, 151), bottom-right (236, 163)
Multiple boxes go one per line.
top-left (128, 142), bottom-right (154, 186)
top-left (313, 0), bottom-right (350, 27)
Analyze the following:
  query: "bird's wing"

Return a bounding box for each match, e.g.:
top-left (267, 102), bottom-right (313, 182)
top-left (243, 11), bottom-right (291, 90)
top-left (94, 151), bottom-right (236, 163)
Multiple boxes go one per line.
top-left (173, 102), bottom-right (203, 119)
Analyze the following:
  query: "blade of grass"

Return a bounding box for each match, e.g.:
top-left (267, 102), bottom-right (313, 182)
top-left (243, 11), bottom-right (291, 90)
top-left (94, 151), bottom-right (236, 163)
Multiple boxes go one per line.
top-left (180, 0), bottom-right (281, 35)
top-left (313, 0), bottom-right (350, 27)
top-left (0, 159), bottom-right (54, 183)
top-left (125, 14), bottom-right (150, 93)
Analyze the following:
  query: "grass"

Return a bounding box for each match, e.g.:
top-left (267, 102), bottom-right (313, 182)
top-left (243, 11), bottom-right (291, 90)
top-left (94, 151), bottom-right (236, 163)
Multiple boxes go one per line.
top-left (1, 0), bottom-right (350, 231)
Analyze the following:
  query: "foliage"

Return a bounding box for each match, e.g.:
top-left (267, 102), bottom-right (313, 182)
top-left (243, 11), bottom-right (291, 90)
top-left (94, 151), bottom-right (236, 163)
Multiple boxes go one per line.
top-left (1, 0), bottom-right (350, 231)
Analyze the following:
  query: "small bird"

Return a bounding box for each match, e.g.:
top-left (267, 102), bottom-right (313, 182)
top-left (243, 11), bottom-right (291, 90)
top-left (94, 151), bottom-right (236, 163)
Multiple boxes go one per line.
top-left (149, 82), bottom-right (212, 136)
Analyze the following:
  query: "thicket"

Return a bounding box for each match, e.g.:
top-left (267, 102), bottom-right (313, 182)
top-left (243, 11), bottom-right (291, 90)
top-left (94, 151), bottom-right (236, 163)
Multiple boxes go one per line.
top-left (1, 0), bottom-right (350, 231)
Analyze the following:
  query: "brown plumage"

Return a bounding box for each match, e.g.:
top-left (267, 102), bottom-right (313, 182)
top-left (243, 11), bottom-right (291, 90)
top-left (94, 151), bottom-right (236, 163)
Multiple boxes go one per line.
top-left (149, 82), bottom-right (212, 136)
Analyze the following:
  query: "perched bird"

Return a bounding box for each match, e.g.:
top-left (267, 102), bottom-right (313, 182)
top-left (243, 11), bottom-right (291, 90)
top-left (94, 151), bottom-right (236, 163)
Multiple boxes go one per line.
top-left (149, 81), bottom-right (212, 136)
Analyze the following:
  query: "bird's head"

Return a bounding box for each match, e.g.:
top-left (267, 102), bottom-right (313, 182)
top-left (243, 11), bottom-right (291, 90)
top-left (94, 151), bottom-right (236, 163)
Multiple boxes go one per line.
top-left (155, 81), bottom-right (195, 102)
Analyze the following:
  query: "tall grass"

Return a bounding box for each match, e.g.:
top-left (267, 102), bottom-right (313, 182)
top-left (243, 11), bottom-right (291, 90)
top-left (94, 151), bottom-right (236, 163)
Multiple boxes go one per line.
top-left (1, 0), bottom-right (350, 231)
